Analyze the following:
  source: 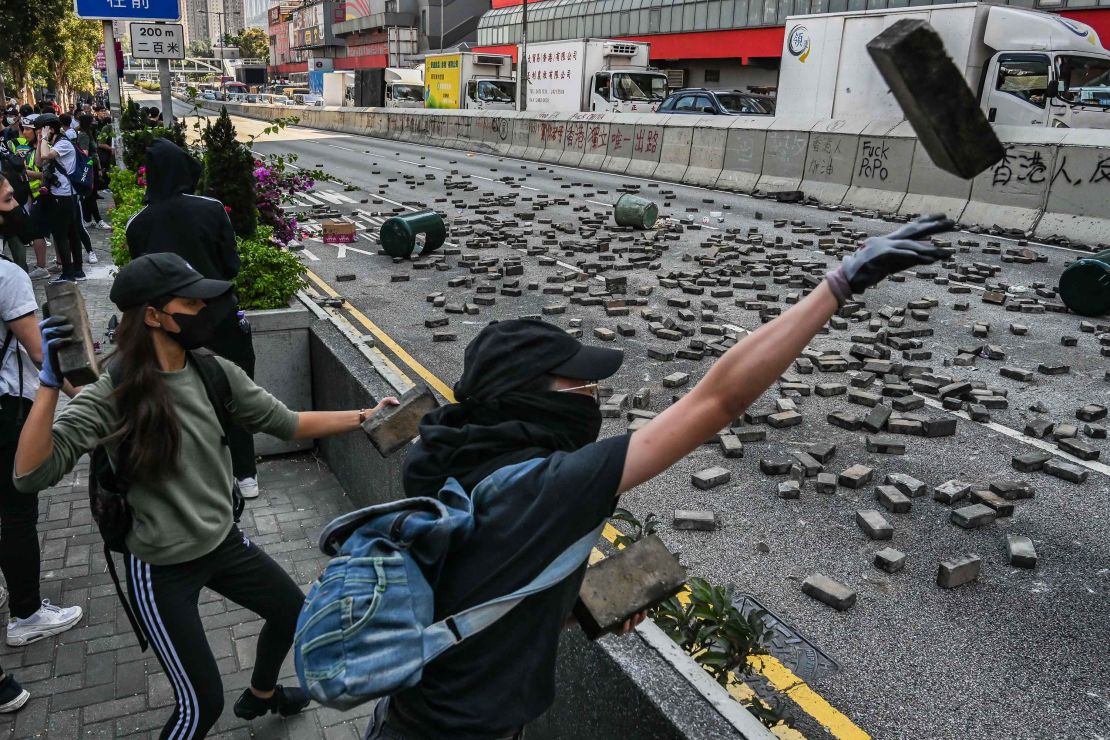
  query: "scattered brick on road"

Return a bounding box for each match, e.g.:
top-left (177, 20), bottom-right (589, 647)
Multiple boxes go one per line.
top-left (874, 547), bottom-right (907, 573)
top-left (856, 509), bottom-right (894, 540)
top-left (1006, 535), bottom-right (1038, 569)
top-left (937, 554), bottom-right (982, 588)
top-left (801, 574), bottom-right (857, 611)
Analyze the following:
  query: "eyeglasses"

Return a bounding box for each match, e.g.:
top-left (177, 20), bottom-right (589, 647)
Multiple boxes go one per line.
top-left (556, 382), bottom-right (601, 405)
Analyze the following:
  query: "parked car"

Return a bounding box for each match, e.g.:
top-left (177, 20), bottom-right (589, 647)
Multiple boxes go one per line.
top-left (657, 88), bottom-right (775, 116)
top-left (200, 90), bottom-right (217, 101)
top-left (272, 95), bottom-right (292, 106)
top-left (295, 94), bottom-right (324, 107)
top-left (245, 93), bottom-right (259, 103)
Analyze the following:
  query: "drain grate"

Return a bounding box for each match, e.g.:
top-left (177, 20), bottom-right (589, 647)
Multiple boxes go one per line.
top-left (735, 593), bottom-right (840, 683)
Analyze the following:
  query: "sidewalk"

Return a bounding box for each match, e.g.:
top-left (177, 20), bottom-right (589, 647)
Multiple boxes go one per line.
top-left (2, 209), bottom-right (376, 738)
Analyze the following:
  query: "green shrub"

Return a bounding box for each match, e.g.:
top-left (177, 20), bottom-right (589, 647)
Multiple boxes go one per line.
top-left (233, 226), bottom-right (306, 310)
top-left (201, 108), bottom-right (257, 239)
top-left (107, 168), bottom-right (146, 267)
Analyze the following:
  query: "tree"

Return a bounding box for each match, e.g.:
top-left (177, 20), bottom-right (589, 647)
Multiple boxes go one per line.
top-left (188, 39), bottom-right (213, 57)
top-left (33, 8), bottom-right (101, 109)
top-left (201, 108), bottom-right (257, 238)
top-left (236, 28), bottom-right (269, 60)
top-left (0, 0), bottom-right (61, 102)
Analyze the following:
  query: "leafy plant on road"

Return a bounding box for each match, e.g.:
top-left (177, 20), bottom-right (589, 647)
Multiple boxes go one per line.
top-left (201, 107), bottom-right (257, 239)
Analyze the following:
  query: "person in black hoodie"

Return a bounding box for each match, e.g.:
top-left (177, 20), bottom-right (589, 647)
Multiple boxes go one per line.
top-left (125, 139), bottom-right (262, 499)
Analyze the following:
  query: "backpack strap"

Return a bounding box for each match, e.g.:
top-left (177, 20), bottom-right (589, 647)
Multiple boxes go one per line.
top-left (188, 351), bottom-right (244, 520)
top-left (421, 521), bottom-right (605, 663)
top-left (92, 361), bottom-right (147, 651)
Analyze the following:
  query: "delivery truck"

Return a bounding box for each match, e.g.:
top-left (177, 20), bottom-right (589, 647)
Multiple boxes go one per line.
top-left (425, 53), bottom-right (516, 110)
top-left (353, 68), bottom-right (425, 107)
top-left (323, 72), bottom-right (354, 106)
top-left (777, 2), bottom-right (1110, 129)
top-left (519, 38), bottom-right (668, 113)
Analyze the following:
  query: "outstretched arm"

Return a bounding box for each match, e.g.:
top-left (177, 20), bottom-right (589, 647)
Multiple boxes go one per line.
top-left (618, 215), bottom-right (953, 494)
top-left (292, 397), bottom-right (400, 440)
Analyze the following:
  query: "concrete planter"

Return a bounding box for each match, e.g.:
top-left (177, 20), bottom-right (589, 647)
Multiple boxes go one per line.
top-left (247, 300), bottom-right (315, 456)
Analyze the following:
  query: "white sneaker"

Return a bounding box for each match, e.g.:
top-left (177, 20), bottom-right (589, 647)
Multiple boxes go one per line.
top-left (237, 477), bottom-right (260, 499)
top-left (87, 251), bottom-right (99, 264)
top-left (97, 220), bottom-right (111, 230)
top-left (6, 600), bottom-right (84, 646)
top-left (27, 267), bottom-right (50, 280)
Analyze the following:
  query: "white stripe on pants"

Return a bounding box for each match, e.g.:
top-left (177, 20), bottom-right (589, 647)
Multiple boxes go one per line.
top-left (130, 554), bottom-right (200, 739)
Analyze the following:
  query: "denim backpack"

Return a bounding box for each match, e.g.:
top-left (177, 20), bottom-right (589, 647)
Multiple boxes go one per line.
top-left (293, 459), bottom-right (603, 710)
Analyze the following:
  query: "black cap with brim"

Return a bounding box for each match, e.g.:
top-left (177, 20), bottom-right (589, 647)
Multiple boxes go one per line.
top-left (110, 252), bottom-right (233, 310)
top-left (455, 318), bottom-right (624, 402)
top-left (550, 343), bottom-right (624, 381)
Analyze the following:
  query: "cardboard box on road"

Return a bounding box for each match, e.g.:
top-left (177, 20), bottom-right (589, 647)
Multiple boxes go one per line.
top-left (322, 220), bottom-right (357, 244)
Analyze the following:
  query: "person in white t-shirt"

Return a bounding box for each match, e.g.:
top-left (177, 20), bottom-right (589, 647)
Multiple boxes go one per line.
top-left (32, 114), bottom-right (84, 284)
top-left (0, 173), bottom-right (83, 713)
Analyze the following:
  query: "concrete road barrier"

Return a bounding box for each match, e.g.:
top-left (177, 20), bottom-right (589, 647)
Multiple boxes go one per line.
top-left (716, 118), bottom-right (772, 193)
top-left (539, 115), bottom-right (573, 165)
top-left (755, 120), bottom-right (811, 194)
top-left (842, 120), bottom-right (915, 213)
top-left (626, 115), bottom-right (667, 179)
top-left (652, 118), bottom-right (695, 182)
top-left (580, 118), bottom-right (613, 170)
top-left (684, 117), bottom-right (733, 188)
top-left (961, 126), bottom-right (1063, 234)
top-left (800, 119), bottom-right (867, 205)
top-left (603, 119), bottom-right (639, 175)
top-left (1035, 128), bottom-right (1110, 244)
top-left (191, 98), bottom-right (1110, 248)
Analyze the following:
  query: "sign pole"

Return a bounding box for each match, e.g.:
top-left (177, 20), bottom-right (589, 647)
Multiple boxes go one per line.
top-left (103, 20), bottom-right (124, 169)
top-left (158, 58), bottom-right (174, 126)
top-left (519, 0), bottom-right (528, 112)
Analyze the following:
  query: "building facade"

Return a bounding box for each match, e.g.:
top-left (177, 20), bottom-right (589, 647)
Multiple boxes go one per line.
top-left (475, 0), bottom-right (1110, 92)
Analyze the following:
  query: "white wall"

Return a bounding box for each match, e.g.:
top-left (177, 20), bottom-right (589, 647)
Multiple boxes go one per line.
top-left (658, 60), bottom-right (780, 92)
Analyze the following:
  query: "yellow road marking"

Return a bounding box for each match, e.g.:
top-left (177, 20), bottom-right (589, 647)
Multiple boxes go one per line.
top-left (304, 270), bottom-right (456, 401)
top-left (305, 266), bottom-right (867, 740)
top-left (748, 656), bottom-right (869, 740)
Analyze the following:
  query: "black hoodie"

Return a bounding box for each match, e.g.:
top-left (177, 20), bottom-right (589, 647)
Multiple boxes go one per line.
top-left (125, 138), bottom-right (239, 281)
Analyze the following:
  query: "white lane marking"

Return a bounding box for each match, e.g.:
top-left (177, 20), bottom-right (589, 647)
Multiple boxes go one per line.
top-left (469, 175), bottom-right (495, 182)
top-left (919, 397), bottom-right (1109, 477)
top-left (299, 193), bottom-right (324, 206)
top-left (399, 159), bottom-right (444, 170)
top-left (369, 194), bottom-right (418, 212)
top-left (337, 243), bottom-right (378, 258)
top-left (587, 200), bottom-right (611, 207)
top-left (301, 249), bottom-right (320, 261)
top-left (324, 143), bottom-right (359, 152)
top-left (315, 190), bottom-right (356, 205)
top-left (520, 185), bottom-right (539, 191)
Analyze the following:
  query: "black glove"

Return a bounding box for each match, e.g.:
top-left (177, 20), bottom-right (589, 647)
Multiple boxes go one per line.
top-left (826, 214), bottom-right (954, 305)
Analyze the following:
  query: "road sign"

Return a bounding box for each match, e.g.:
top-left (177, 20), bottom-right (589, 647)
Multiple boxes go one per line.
top-left (129, 22), bottom-right (184, 60)
top-left (74, 0), bottom-right (180, 22)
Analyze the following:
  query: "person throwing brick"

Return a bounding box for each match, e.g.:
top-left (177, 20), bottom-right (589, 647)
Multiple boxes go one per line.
top-left (367, 215), bottom-right (953, 738)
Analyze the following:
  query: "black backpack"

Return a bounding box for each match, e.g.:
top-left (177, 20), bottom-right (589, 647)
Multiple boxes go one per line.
top-left (0, 145), bottom-right (31, 206)
top-left (91, 351), bottom-right (245, 651)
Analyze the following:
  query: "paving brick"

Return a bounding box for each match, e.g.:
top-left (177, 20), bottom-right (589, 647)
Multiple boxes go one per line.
top-left (1057, 437), bottom-right (1100, 461)
top-left (937, 554), bottom-right (981, 588)
top-left (662, 372), bottom-right (690, 388)
top-left (856, 509), bottom-right (893, 540)
top-left (1012, 450), bottom-right (1052, 472)
top-left (873, 547), bottom-right (907, 573)
top-left (801, 574), bottom-right (856, 611)
top-left (691, 466), bottom-right (731, 490)
top-left (876, 485), bottom-right (912, 513)
top-left (839, 465), bottom-right (874, 489)
top-left (989, 479), bottom-right (1035, 501)
top-left (1043, 458), bottom-right (1089, 484)
top-left (885, 473), bottom-right (928, 498)
top-left (767, 410), bottom-right (804, 428)
top-left (807, 442), bottom-right (837, 464)
top-left (815, 473), bottom-right (838, 494)
top-left (866, 435), bottom-right (906, 455)
top-left (776, 480), bottom-right (802, 499)
top-left (970, 489), bottom-right (1014, 517)
top-left (951, 503), bottom-right (997, 529)
top-left (1006, 535), bottom-right (1038, 569)
top-left (673, 509), bottom-right (717, 531)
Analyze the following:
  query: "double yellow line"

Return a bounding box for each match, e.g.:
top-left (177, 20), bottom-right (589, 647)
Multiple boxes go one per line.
top-left (305, 267), bottom-right (869, 740)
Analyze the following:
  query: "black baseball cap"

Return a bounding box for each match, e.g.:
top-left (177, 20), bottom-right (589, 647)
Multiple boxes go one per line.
top-left (455, 319), bottom-right (623, 402)
top-left (110, 252), bottom-right (232, 310)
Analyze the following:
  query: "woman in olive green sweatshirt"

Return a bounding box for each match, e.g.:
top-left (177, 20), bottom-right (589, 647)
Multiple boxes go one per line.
top-left (14, 252), bottom-right (398, 739)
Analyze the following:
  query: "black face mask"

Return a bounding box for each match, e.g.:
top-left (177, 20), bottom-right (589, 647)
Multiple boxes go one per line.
top-left (163, 292), bottom-right (236, 350)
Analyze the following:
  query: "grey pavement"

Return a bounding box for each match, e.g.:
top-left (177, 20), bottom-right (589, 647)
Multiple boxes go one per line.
top-left (1, 224), bottom-right (377, 739)
top-left (172, 99), bottom-right (1110, 740)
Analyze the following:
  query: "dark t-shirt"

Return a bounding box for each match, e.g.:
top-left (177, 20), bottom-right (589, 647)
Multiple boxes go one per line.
top-left (390, 433), bottom-right (631, 739)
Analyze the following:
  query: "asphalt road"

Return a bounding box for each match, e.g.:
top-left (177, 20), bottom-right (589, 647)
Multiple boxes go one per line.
top-left (152, 92), bottom-right (1110, 740)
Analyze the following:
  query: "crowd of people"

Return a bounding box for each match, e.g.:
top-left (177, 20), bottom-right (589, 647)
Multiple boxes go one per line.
top-left (0, 96), bottom-right (954, 739)
top-left (2, 97), bottom-right (115, 284)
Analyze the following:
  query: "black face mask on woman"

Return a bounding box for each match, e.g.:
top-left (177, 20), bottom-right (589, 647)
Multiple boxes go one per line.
top-left (162, 291), bottom-right (236, 350)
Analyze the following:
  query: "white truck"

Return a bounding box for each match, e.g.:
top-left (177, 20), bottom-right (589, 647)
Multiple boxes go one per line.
top-left (425, 52), bottom-right (516, 110)
top-left (777, 3), bottom-right (1110, 128)
top-left (322, 72), bottom-right (353, 107)
top-left (519, 38), bottom-right (668, 113)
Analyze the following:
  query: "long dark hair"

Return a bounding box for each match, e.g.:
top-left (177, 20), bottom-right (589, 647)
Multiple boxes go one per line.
top-left (102, 306), bottom-right (181, 482)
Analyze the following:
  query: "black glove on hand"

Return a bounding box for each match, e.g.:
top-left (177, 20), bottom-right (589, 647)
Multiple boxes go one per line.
top-left (826, 214), bottom-right (954, 305)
